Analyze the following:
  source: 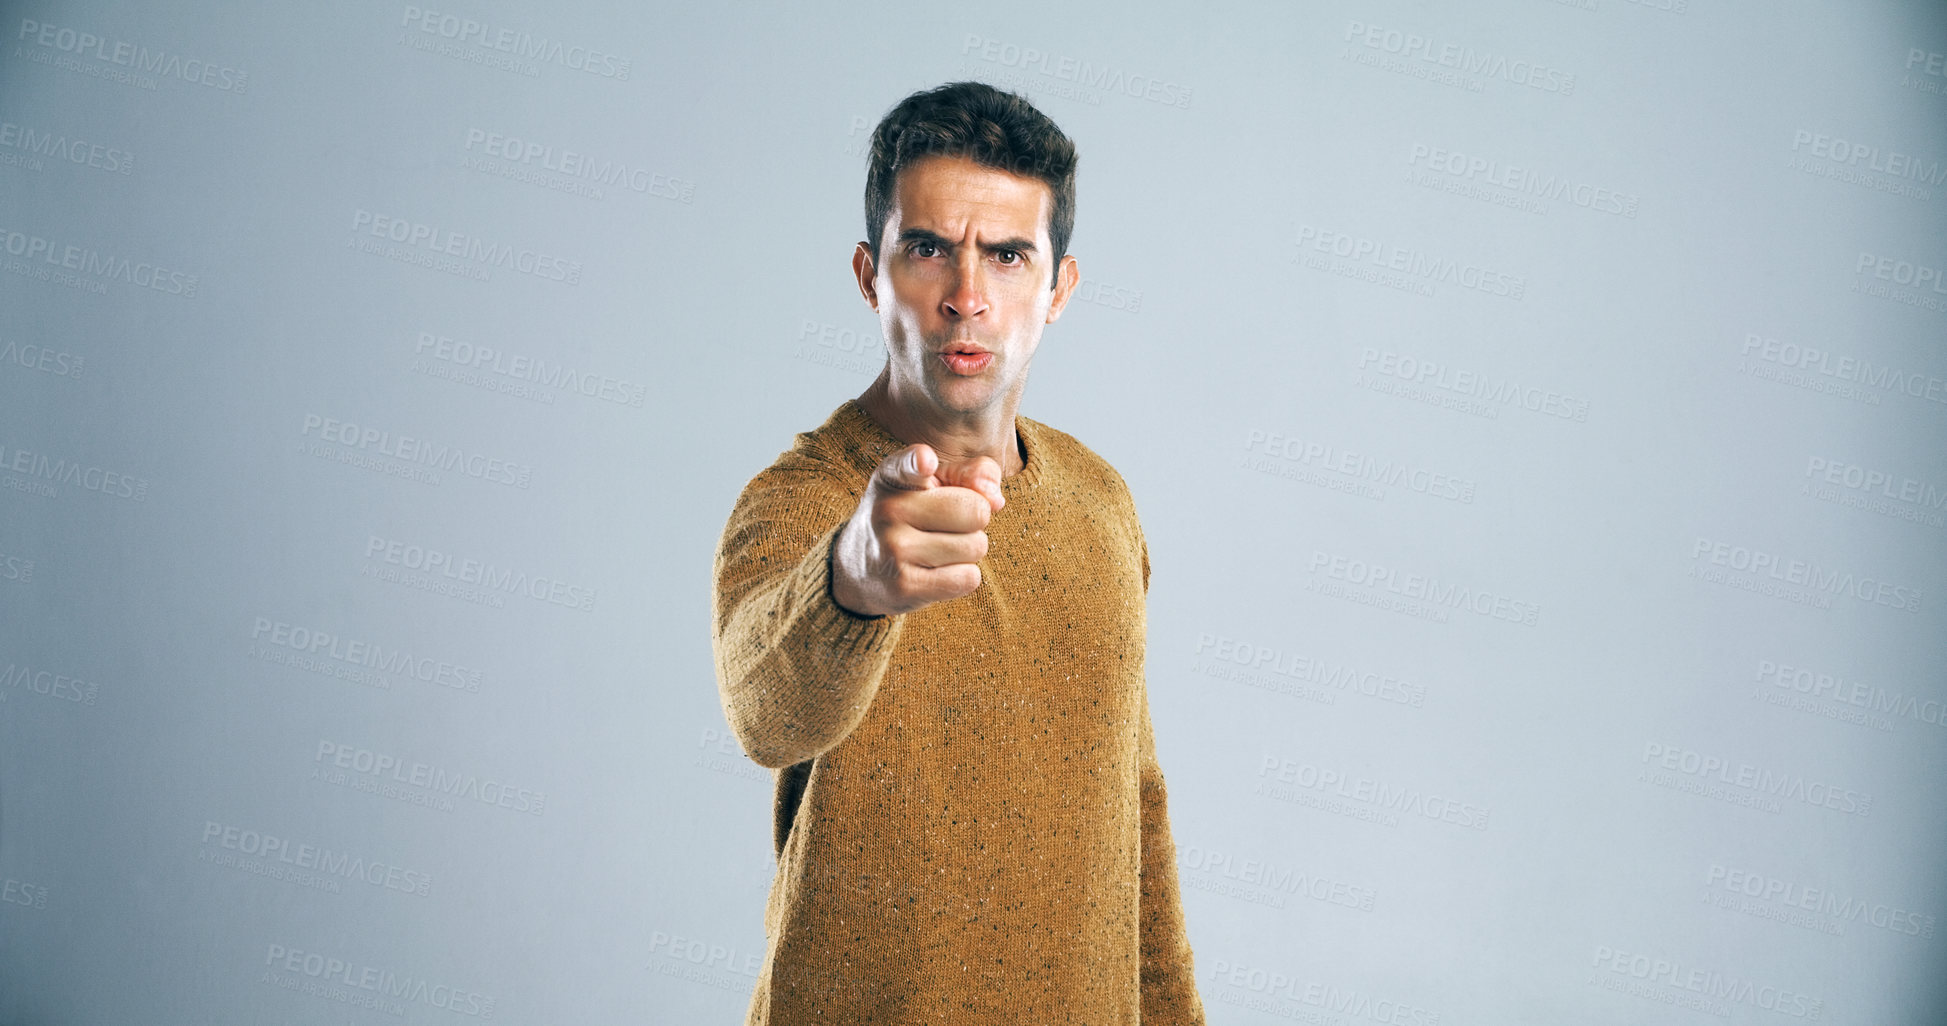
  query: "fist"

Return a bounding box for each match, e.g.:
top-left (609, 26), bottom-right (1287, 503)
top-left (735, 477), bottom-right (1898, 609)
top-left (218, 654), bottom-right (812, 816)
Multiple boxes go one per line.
top-left (829, 443), bottom-right (1006, 617)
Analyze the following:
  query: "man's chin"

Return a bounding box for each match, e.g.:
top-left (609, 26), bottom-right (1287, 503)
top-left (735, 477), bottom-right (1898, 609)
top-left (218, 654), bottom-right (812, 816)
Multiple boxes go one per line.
top-left (926, 378), bottom-right (1004, 414)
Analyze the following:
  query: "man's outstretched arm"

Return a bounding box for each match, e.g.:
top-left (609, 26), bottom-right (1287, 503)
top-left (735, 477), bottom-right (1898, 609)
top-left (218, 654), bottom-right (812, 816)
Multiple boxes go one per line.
top-left (711, 467), bottom-right (906, 770)
top-left (714, 442), bottom-right (1002, 769)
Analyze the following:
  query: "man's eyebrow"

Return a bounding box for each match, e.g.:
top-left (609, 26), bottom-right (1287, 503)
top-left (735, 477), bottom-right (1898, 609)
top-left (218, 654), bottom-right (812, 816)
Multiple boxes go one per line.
top-left (895, 228), bottom-right (1038, 255)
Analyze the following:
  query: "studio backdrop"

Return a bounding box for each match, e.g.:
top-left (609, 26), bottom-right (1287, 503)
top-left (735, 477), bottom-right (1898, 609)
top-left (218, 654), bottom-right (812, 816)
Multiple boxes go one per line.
top-left (1, 1), bottom-right (1944, 1022)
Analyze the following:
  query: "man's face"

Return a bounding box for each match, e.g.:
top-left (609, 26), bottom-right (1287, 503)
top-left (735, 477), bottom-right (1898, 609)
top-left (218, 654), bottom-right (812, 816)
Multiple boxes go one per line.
top-left (854, 154), bottom-right (1078, 417)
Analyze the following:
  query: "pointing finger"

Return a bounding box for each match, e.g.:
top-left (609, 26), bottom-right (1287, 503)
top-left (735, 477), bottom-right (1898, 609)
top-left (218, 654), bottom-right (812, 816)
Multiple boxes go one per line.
top-left (939, 455), bottom-right (1005, 511)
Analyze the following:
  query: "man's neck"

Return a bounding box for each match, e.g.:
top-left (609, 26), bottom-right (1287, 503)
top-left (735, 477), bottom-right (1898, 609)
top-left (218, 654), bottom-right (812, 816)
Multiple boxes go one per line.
top-left (856, 378), bottom-right (1024, 478)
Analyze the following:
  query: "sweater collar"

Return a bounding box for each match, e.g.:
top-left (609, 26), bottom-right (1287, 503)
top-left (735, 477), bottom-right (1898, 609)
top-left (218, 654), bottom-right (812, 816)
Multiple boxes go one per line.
top-left (836, 398), bottom-right (1043, 495)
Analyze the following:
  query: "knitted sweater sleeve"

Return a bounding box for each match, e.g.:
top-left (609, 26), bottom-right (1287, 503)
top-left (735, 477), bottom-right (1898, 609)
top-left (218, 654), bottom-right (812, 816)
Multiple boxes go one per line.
top-left (711, 465), bottom-right (907, 770)
top-left (1135, 529), bottom-right (1208, 1024)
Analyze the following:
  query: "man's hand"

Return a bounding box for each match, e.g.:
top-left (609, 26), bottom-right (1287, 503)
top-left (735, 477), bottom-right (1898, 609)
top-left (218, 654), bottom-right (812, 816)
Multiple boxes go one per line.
top-left (830, 443), bottom-right (1006, 617)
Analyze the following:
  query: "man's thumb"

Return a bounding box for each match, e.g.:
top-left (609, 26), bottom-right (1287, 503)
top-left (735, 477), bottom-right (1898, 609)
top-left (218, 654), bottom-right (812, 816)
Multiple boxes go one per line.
top-left (878, 443), bottom-right (938, 491)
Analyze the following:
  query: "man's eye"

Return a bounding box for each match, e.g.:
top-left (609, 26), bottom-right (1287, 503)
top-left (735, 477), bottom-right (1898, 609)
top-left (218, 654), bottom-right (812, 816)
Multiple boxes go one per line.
top-left (996, 250), bottom-right (1020, 265)
top-left (912, 243), bottom-right (940, 258)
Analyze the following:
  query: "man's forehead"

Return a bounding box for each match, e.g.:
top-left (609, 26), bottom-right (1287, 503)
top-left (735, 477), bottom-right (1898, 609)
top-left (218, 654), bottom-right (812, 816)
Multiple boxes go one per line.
top-left (890, 155), bottom-right (1050, 239)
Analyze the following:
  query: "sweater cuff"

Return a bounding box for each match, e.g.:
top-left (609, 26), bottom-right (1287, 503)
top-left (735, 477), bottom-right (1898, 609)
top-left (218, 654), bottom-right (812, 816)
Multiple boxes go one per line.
top-left (805, 521), bottom-right (902, 651)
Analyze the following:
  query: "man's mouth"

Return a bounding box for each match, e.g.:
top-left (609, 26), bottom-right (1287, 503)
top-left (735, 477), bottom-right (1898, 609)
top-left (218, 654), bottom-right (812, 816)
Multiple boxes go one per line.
top-left (939, 347), bottom-right (994, 374)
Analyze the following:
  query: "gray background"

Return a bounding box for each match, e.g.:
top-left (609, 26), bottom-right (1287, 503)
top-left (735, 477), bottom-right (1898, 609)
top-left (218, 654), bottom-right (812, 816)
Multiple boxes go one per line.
top-left (2, 1), bottom-right (1944, 1023)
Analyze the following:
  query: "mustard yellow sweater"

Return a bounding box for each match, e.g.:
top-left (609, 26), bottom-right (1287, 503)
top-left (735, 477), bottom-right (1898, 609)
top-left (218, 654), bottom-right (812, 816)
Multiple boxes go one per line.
top-left (712, 398), bottom-right (1205, 1024)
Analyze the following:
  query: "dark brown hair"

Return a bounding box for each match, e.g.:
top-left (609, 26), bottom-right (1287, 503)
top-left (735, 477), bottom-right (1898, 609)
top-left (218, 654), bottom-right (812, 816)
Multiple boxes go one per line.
top-left (864, 81), bottom-right (1078, 289)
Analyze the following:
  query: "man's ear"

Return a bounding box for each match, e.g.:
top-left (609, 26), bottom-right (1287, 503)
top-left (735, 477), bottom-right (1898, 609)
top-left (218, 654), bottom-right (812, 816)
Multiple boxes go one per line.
top-left (1045, 253), bottom-right (1080, 324)
top-left (853, 241), bottom-right (879, 311)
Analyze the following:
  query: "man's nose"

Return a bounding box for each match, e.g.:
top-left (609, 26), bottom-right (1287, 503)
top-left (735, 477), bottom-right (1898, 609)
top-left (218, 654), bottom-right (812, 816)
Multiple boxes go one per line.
top-left (941, 254), bottom-right (990, 319)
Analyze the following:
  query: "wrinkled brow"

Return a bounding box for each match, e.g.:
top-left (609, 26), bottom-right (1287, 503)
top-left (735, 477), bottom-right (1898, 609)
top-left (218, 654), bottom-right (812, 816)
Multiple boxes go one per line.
top-left (896, 227), bottom-right (1038, 256)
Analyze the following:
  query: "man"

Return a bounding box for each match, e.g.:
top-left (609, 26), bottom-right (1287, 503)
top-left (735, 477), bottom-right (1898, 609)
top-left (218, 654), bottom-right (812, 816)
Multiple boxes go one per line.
top-left (712, 81), bottom-right (1205, 1024)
